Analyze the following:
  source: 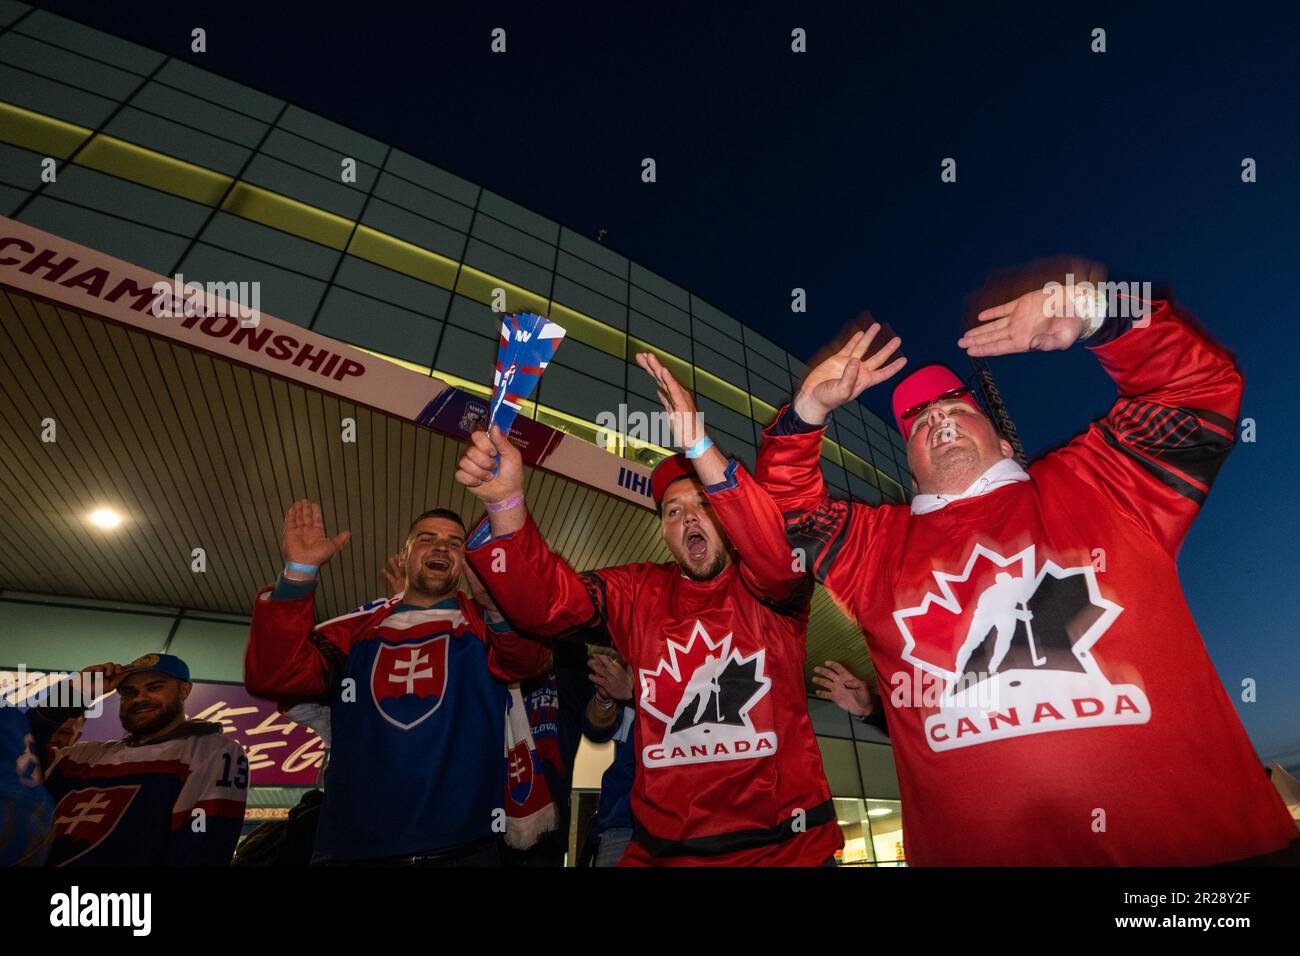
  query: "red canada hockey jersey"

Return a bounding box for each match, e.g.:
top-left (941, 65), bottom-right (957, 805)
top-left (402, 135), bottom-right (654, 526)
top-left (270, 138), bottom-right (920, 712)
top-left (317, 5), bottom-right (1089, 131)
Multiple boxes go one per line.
top-left (467, 461), bottom-right (843, 866)
top-left (758, 301), bottom-right (1297, 865)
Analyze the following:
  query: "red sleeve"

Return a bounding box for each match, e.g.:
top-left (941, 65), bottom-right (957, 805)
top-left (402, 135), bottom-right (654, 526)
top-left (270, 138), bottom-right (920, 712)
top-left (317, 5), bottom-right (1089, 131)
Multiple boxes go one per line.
top-left (755, 410), bottom-right (888, 621)
top-left (244, 585), bottom-right (352, 702)
top-left (457, 592), bottom-right (553, 682)
top-left (705, 458), bottom-right (811, 614)
top-left (465, 512), bottom-right (642, 658)
top-left (1035, 300), bottom-right (1242, 555)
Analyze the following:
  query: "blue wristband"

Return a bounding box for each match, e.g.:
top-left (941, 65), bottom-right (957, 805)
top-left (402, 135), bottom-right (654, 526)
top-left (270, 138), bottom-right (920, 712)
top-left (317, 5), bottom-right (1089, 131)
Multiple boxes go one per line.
top-left (684, 435), bottom-right (714, 459)
top-left (285, 561), bottom-right (319, 575)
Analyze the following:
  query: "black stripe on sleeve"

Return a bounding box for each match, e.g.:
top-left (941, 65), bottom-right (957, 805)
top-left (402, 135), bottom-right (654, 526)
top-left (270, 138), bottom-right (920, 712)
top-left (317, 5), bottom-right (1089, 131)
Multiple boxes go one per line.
top-left (783, 499), bottom-right (853, 586)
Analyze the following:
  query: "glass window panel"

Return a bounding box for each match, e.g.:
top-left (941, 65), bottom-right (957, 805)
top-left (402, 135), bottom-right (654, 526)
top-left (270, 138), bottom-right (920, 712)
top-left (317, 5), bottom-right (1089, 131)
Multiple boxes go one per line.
top-left (361, 197), bottom-right (467, 262)
top-left (741, 325), bottom-right (788, 368)
top-left (242, 153), bottom-right (365, 220)
top-left (690, 295), bottom-right (743, 340)
top-left (131, 82), bottom-right (269, 148)
top-left (629, 285), bottom-right (689, 335)
top-left (18, 10), bottom-right (166, 74)
top-left (471, 213), bottom-right (556, 270)
top-left (313, 286), bottom-right (442, 369)
top-left (371, 172), bottom-right (473, 233)
top-left (555, 250), bottom-right (627, 304)
top-left (630, 262), bottom-right (688, 310)
top-left (174, 242), bottom-right (326, 328)
top-left (17, 197), bottom-right (188, 274)
top-left (260, 127), bottom-right (378, 192)
top-left (559, 226), bottom-right (627, 278)
top-left (552, 275), bottom-right (627, 330)
top-left (44, 164), bottom-right (210, 237)
top-left (154, 59), bottom-right (282, 122)
top-left (385, 148), bottom-right (479, 207)
top-left (478, 190), bottom-right (559, 243)
top-left (0, 62), bottom-right (114, 127)
top-left (333, 254), bottom-right (451, 318)
top-left (0, 33), bottom-right (140, 101)
top-left (277, 105), bottom-right (385, 166)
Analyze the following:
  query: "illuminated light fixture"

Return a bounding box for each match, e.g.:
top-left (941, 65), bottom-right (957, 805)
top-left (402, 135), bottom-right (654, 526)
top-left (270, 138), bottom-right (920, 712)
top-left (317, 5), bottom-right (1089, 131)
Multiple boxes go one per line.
top-left (88, 508), bottom-right (122, 529)
top-left (867, 807), bottom-right (893, 817)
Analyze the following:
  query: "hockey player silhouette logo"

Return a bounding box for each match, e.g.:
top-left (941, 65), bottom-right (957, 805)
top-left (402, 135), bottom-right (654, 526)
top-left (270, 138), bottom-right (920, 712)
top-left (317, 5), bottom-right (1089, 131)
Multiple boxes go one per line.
top-left (370, 634), bottom-right (450, 730)
top-left (893, 544), bottom-right (1150, 752)
top-left (954, 572), bottom-right (1043, 677)
top-left (639, 621), bottom-right (777, 767)
top-left (49, 785), bottom-right (140, 864)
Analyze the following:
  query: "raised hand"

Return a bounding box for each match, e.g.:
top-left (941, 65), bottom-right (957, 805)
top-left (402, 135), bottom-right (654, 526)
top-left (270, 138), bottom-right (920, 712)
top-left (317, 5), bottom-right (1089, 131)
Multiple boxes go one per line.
top-left (382, 552), bottom-right (405, 598)
top-left (635, 351), bottom-right (705, 450)
top-left (794, 323), bottom-right (906, 425)
top-left (958, 287), bottom-right (1088, 356)
top-left (811, 660), bottom-right (874, 717)
top-left (78, 662), bottom-right (127, 697)
top-left (281, 500), bottom-right (350, 570)
top-left (455, 426), bottom-right (524, 504)
top-left (463, 562), bottom-right (498, 615)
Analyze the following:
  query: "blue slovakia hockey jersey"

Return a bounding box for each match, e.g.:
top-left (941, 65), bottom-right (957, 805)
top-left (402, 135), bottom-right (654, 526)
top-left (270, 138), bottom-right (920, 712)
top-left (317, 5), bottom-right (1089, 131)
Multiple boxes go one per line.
top-left (245, 587), bottom-right (551, 862)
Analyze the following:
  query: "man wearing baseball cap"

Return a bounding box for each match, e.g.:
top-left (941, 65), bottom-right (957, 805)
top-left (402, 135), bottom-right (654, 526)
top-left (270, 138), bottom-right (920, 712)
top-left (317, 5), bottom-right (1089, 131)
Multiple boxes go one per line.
top-left (28, 653), bottom-right (248, 866)
top-left (757, 270), bottom-right (1297, 866)
top-left (453, 352), bottom-right (842, 866)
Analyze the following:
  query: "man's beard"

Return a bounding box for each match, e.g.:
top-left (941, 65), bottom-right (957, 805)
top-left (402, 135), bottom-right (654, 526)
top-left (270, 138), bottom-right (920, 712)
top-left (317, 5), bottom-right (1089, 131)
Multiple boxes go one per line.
top-left (678, 549), bottom-right (729, 582)
top-left (928, 441), bottom-right (981, 488)
top-left (122, 700), bottom-right (182, 736)
top-left (412, 567), bottom-right (457, 599)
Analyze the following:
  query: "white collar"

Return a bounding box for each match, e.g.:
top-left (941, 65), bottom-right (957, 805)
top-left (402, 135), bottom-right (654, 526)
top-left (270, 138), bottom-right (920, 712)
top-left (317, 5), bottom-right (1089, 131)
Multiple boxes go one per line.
top-left (910, 458), bottom-right (1030, 515)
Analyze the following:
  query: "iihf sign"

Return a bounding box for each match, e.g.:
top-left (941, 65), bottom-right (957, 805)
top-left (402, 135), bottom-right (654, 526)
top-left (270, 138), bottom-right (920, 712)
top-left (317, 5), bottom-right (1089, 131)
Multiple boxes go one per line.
top-left (892, 544), bottom-right (1150, 751)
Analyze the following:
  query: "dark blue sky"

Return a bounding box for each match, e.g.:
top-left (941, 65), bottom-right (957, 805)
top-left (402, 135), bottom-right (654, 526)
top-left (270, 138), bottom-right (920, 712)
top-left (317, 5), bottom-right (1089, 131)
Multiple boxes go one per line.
top-left (38, 0), bottom-right (1299, 768)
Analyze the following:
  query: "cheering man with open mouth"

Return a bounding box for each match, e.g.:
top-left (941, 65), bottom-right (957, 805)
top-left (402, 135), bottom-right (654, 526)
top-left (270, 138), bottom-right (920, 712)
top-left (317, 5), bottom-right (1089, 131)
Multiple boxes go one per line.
top-left (756, 268), bottom-right (1298, 865)
top-left (456, 353), bottom-right (842, 866)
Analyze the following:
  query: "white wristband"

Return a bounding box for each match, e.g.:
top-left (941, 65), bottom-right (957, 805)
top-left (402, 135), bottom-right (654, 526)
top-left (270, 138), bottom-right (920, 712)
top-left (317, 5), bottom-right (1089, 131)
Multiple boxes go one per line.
top-left (1074, 289), bottom-right (1107, 340)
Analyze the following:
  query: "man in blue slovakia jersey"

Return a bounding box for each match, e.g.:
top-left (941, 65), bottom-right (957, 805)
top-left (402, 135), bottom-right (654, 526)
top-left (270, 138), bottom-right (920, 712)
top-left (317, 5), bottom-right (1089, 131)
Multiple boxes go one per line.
top-left (245, 500), bottom-right (551, 865)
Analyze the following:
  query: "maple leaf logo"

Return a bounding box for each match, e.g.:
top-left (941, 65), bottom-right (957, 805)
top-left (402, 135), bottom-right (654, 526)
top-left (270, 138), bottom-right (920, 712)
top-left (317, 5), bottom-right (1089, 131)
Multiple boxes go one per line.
top-left (639, 621), bottom-right (769, 731)
top-left (894, 544), bottom-right (1123, 685)
top-left (639, 622), bottom-right (731, 726)
top-left (637, 621), bottom-right (778, 768)
top-left (890, 544), bottom-right (1148, 752)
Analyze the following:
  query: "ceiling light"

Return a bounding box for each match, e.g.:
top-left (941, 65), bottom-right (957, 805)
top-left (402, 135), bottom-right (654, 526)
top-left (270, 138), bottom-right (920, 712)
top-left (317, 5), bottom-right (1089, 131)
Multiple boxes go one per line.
top-left (88, 508), bottom-right (122, 529)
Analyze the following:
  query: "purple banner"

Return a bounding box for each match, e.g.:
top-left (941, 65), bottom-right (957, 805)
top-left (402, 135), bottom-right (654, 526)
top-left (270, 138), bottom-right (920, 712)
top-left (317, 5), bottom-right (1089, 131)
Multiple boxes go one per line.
top-left (416, 387), bottom-right (564, 466)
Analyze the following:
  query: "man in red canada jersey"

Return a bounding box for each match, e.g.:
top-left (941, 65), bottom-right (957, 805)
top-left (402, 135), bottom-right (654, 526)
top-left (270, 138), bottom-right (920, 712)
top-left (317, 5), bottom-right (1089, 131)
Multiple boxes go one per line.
top-left (758, 267), bottom-right (1298, 865)
top-left (455, 353), bottom-right (843, 866)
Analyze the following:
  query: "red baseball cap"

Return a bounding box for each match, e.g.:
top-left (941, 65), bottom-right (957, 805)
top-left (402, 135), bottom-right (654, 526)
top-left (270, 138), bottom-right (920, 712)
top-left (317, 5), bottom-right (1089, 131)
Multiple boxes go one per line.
top-left (650, 453), bottom-right (697, 508)
top-left (891, 365), bottom-right (981, 438)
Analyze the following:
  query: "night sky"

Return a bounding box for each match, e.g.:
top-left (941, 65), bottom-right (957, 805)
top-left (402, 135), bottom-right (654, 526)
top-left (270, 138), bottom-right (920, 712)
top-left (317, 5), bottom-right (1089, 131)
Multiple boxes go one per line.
top-left (32, 0), bottom-right (1300, 769)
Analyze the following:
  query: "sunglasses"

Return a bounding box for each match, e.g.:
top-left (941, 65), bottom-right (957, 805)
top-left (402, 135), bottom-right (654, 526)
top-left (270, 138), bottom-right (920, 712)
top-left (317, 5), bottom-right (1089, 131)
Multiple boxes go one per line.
top-left (902, 385), bottom-right (973, 436)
